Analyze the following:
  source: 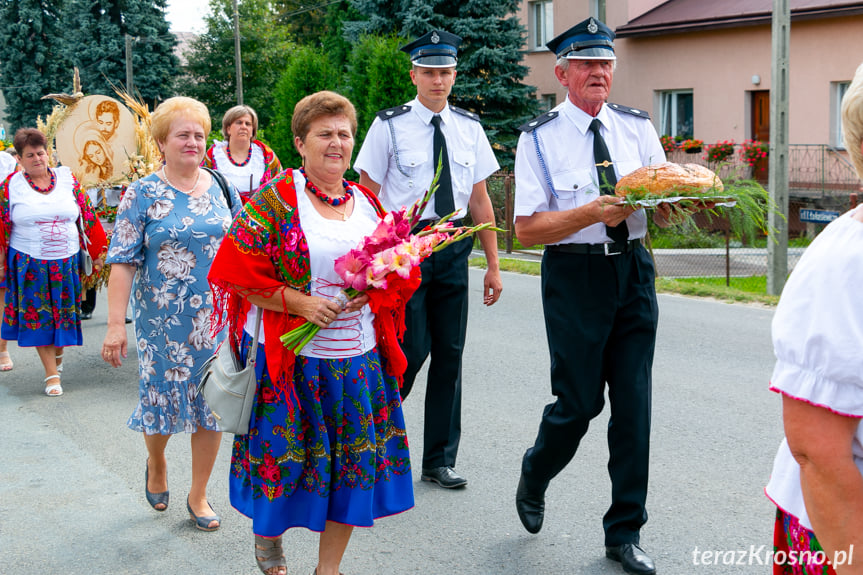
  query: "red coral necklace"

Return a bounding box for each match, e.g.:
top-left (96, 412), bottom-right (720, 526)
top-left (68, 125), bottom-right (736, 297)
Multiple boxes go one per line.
top-left (300, 167), bottom-right (353, 206)
top-left (226, 142), bottom-right (252, 167)
top-left (24, 169), bottom-right (56, 194)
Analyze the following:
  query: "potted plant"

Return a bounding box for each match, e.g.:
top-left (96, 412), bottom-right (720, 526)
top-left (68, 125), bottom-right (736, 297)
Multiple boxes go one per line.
top-left (740, 140), bottom-right (768, 167)
top-left (681, 138), bottom-right (704, 154)
top-left (705, 140), bottom-right (735, 164)
top-left (660, 135), bottom-right (676, 154)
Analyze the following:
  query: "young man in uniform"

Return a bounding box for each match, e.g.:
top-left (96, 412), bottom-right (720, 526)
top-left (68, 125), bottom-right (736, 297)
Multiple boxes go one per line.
top-left (355, 29), bottom-right (502, 489)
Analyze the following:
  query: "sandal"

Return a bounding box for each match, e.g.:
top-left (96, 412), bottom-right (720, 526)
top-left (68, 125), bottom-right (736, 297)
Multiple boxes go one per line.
top-left (0, 351), bottom-right (12, 371)
top-left (44, 374), bottom-right (62, 396)
top-left (145, 459), bottom-right (169, 511)
top-left (186, 497), bottom-right (220, 531)
top-left (255, 535), bottom-right (287, 575)
top-left (56, 352), bottom-right (63, 373)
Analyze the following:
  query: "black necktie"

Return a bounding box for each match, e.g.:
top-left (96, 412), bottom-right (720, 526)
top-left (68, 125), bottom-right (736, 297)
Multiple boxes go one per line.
top-left (431, 115), bottom-right (455, 218)
top-left (588, 118), bottom-right (628, 244)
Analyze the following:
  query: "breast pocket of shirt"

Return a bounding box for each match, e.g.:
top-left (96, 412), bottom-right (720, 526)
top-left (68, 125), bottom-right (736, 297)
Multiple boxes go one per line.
top-left (450, 150), bottom-right (477, 196)
top-left (391, 150), bottom-right (428, 190)
top-left (550, 168), bottom-right (595, 210)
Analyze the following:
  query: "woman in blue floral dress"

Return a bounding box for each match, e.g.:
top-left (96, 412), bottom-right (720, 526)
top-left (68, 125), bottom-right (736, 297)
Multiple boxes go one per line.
top-left (101, 97), bottom-right (241, 531)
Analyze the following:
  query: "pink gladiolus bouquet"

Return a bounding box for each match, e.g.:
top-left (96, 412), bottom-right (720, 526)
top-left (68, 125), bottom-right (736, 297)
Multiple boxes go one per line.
top-left (280, 171), bottom-right (502, 353)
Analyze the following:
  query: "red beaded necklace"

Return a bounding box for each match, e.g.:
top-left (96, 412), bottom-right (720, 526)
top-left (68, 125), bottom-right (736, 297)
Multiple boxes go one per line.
top-left (300, 167), bottom-right (353, 206)
top-left (24, 168), bottom-right (56, 193)
top-left (225, 142), bottom-right (252, 167)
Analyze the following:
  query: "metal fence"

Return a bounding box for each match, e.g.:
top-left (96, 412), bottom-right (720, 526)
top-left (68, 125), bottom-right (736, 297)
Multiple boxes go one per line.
top-left (483, 147), bottom-right (861, 290)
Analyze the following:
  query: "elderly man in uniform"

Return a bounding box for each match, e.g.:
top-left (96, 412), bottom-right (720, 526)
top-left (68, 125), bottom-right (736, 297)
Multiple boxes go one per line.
top-left (513, 18), bottom-right (677, 575)
top-left (355, 29), bottom-right (502, 489)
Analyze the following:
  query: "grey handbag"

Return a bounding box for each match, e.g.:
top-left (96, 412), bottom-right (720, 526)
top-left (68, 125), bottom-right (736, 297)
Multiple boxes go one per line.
top-left (77, 216), bottom-right (94, 276)
top-left (197, 311), bottom-right (262, 435)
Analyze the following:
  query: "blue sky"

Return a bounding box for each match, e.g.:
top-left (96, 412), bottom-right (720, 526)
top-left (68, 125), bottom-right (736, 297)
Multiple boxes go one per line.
top-left (166, 0), bottom-right (210, 33)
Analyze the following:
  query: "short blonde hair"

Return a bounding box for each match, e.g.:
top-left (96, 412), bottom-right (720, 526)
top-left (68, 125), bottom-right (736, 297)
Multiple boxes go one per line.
top-left (842, 62), bottom-right (863, 180)
top-left (291, 91), bottom-right (357, 142)
top-left (221, 105), bottom-right (258, 141)
top-left (150, 96), bottom-right (211, 144)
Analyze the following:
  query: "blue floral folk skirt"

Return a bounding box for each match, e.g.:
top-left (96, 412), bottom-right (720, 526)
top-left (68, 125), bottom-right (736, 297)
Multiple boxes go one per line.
top-left (1, 247), bottom-right (83, 347)
top-left (229, 335), bottom-right (414, 536)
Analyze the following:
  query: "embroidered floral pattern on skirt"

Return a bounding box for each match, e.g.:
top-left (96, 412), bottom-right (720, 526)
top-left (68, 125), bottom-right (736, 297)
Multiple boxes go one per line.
top-left (229, 336), bottom-right (413, 536)
top-left (1, 247), bottom-right (82, 347)
top-left (773, 508), bottom-right (838, 575)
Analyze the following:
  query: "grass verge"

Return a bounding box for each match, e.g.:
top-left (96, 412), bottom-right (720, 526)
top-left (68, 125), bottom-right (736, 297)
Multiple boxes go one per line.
top-left (471, 256), bottom-right (780, 307)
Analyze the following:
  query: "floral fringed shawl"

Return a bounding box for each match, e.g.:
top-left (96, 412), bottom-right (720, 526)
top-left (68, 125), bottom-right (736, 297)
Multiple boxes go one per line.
top-left (0, 169), bottom-right (108, 288)
top-left (208, 169), bottom-right (415, 406)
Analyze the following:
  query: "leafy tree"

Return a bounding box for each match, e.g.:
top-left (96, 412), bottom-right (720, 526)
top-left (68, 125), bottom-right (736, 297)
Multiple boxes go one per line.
top-left (273, 0), bottom-right (359, 67)
top-left (179, 0), bottom-right (293, 132)
top-left (347, 0), bottom-right (538, 169)
top-left (0, 0), bottom-right (70, 131)
top-left (268, 46), bottom-right (340, 169)
top-left (346, 34), bottom-right (415, 143)
top-left (63, 0), bottom-right (178, 104)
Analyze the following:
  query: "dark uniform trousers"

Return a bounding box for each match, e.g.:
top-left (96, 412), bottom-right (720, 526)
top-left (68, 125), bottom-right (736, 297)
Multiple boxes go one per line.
top-left (522, 244), bottom-right (658, 547)
top-left (399, 236), bottom-right (472, 469)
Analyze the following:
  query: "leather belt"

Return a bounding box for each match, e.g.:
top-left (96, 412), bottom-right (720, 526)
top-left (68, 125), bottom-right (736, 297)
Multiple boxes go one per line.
top-left (546, 239), bottom-right (641, 256)
top-left (412, 218), bottom-right (463, 234)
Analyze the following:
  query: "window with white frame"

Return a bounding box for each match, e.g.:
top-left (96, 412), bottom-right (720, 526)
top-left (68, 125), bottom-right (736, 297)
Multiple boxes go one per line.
top-left (832, 81), bottom-right (850, 148)
top-left (529, 0), bottom-right (554, 50)
top-left (658, 90), bottom-right (694, 139)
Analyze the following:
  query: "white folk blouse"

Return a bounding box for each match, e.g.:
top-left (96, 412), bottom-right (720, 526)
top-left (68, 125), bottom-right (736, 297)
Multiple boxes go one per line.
top-left (765, 205), bottom-right (863, 529)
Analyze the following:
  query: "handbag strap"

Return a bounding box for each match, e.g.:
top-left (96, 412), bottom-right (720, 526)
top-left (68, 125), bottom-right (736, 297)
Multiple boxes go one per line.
top-left (202, 166), bottom-right (233, 210)
top-left (245, 309), bottom-right (263, 368)
top-left (77, 216), bottom-right (91, 249)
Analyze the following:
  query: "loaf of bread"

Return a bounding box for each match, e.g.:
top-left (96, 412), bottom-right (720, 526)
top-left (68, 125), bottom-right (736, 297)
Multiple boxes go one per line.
top-left (615, 162), bottom-right (723, 197)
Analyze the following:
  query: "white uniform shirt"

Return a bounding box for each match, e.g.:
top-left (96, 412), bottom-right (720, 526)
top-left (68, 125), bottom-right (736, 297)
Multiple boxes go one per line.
top-left (514, 98), bottom-right (665, 244)
top-left (354, 98), bottom-right (500, 219)
top-left (8, 167), bottom-right (80, 259)
top-left (765, 206), bottom-right (863, 530)
top-left (209, 140), bottom-right (268, 195)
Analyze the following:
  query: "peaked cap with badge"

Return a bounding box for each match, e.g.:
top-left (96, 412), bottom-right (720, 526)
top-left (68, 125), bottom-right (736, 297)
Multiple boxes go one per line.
top-left (546, 17), bottom-right (616, 60)
top-left (401, 30), bottom-right (462, 68)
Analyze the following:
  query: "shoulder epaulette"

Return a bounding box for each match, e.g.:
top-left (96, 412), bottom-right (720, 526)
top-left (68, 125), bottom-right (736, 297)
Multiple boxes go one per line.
top-left (607, 102), bottom-right (650, 120)
top-left (376, 105), bottom-right (411, 121)
top-left (449, 105), bottom-right (480, 122)
top-left (519, 111), bottom-right (559, 133)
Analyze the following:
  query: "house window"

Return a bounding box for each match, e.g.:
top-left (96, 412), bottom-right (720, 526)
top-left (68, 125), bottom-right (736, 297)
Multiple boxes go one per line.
top-left (832, 81), bottom-right (850, 148)
top-left (590, 0), bottom-right (606, 22)
top-left (658, 90), bottom-right (694, 139)
top-left (540, 93), bottom-right (557, 112)
top-left (529, 0), bottom-right (553, 51)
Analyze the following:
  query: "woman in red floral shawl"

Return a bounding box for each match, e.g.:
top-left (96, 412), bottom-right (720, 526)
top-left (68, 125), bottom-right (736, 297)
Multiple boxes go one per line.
top-left (0, 128), bottom-right (106, 396)
top-left (209, 91), bottom-right (414, 575)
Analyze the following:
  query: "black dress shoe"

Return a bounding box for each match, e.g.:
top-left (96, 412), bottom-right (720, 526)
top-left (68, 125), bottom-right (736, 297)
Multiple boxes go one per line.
top-left (606, 543), bottom-right (656, 575)
top-left (421, 466), bottom-right (467, 489)
top-left (515, 473), bottom-right (546, 534)
top-left (80, 311), bottom-right (93, 320)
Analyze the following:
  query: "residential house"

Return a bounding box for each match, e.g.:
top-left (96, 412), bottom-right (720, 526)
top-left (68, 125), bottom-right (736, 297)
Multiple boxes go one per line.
top-left (518, 0), bottom-right (863, 231)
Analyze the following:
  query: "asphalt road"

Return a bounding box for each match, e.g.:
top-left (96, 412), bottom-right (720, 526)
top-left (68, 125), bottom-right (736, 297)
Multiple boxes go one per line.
top-left (0, 267), bottom-right (782, 574)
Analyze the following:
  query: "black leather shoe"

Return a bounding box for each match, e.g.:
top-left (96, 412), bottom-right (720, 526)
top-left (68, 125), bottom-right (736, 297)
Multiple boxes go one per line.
top-left (605, 543), bottom-right (656, 575)
top-left (515, 473), bottom-right (546, 534)
top-left (421, 466), bottom-right (467, 489)
top-left (80, 311), bottom-right (93, 320)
